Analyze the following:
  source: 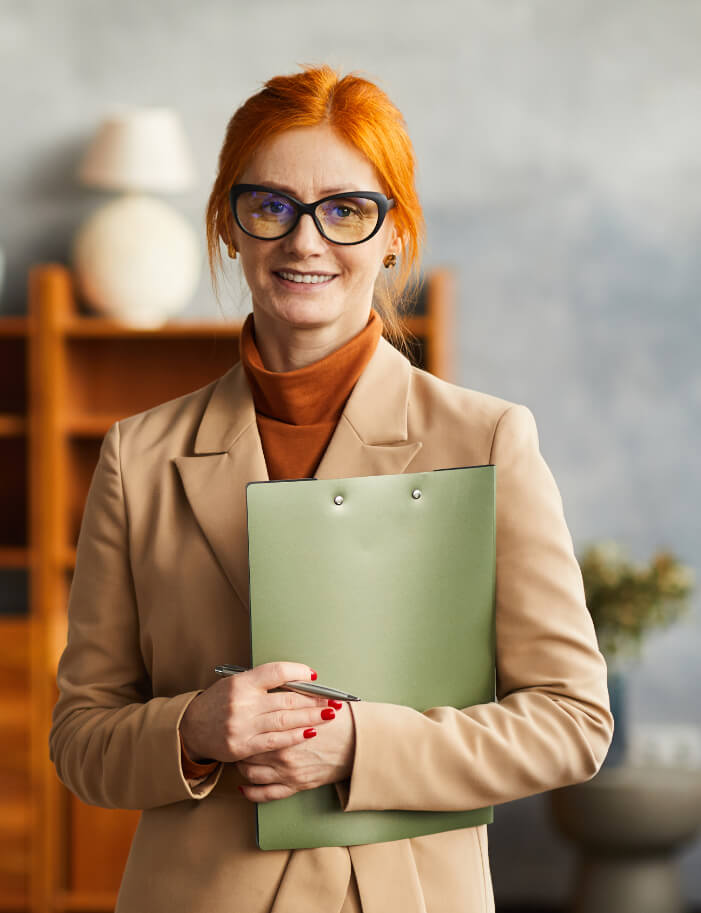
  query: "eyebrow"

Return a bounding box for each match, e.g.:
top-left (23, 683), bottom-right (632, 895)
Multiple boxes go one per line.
top-left (259, 181), bottom-right (363, 197)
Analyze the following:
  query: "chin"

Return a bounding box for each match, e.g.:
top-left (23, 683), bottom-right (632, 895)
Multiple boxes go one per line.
top-left (265, 295), bottom-right (345, 328)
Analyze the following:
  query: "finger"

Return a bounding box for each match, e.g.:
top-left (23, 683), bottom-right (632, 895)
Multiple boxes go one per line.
top-left (248, 661), bottom-right (317, 692)
top-left (239, 782), bottom-right (297, 803)
top-left (261, 690), bottom-right (329, 713)
top-left (247, 725), bottom-right (319, 756)
top-left (258, 705), bottom-right (335, 735)
top-left (238, 763), bottom-right (278, 784)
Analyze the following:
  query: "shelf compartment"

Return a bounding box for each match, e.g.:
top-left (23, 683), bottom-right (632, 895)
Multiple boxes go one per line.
top-left (63, 336), bottom-right (241, 423)
top-left (0, 438), bottom-right (27, 548)
top-left (0, 336), bottom-right (27, 415)
top-left (64, 438), bottom-right (102, 549)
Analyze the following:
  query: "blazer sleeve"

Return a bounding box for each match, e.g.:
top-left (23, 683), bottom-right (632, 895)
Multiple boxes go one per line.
top-left (48, 421), bottom-right (224, 809)
top-left (334, 403), bottom-right (613, 813)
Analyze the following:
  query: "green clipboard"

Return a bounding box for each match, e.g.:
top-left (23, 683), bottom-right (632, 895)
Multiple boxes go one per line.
top-left (246, 464), bottom-right (496, 850)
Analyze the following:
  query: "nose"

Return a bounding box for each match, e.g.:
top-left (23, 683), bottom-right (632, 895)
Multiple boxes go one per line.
top-left (282, 210), bottom-right (328, 256)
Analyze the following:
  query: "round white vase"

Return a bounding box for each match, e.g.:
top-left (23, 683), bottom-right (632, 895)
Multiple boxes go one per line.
top-left (71, 193), bottom-right (201, 327)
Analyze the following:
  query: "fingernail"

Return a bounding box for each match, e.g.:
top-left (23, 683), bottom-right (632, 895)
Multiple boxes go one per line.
top-left (310, 669), bottom-right (318, 680)
top-left (321, 708), bottom-right (335, 720)
top-left (303, 728), bottom-right (317, 738)
top-left (328, 699), bottom-right (343, 710)
top-left (237, 785), bottom-right (245, 794)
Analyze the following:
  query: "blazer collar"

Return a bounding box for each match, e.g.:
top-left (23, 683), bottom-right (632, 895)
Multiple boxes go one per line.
top-left (191, 333), bottom-right (413, 453)
top-left (174, 334), bottom-right (422, 612)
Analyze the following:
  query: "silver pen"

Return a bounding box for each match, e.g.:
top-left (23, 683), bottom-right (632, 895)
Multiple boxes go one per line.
top-left (214, 664), bottom-right (361, 702)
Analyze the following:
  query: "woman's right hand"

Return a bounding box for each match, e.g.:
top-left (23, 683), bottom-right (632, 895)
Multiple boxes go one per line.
top-left (178, 662), bottom-right (339, 764)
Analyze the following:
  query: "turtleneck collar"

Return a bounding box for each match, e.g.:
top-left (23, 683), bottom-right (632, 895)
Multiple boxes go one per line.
top-left (239, 308), bottom-right (384, 426)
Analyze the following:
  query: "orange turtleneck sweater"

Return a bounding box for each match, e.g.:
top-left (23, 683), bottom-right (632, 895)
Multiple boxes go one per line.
top-left (179, 307), bottom-right (384, 780)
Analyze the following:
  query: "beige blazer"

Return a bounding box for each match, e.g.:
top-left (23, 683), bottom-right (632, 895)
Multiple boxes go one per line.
top-left (49, 333), bottom-right (613, 913)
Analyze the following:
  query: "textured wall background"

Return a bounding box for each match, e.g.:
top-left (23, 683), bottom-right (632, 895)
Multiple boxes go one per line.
top-left (2, 0), bottom-right (700, 906)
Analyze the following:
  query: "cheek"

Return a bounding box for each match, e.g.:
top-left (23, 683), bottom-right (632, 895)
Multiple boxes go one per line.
top-left (237, 247), bottom-right (272, 285)
top-left (339, 251), bottom-right (381, 285)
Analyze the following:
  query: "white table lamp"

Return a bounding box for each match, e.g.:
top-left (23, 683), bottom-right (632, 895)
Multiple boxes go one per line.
top-left (72, 107), bottom-right (202, 327)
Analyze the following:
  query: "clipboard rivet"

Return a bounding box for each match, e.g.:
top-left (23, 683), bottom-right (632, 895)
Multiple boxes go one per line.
top-left (334, 495), bottom-right (344, 505)
top-left (412, 489), bottom-right (422, 499)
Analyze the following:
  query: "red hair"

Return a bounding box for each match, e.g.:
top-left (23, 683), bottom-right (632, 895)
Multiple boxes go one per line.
top-left (205, 63), bottom-right (425, 354)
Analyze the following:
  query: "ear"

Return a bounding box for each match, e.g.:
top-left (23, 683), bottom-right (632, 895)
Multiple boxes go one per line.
top-left (385, 221), bottom-right (405, 258)
top-left (226, 222), bottom-right (241, 249)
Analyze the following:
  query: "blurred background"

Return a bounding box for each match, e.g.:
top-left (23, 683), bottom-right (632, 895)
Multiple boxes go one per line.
top-left (1, 0), bottom-right (699, 911)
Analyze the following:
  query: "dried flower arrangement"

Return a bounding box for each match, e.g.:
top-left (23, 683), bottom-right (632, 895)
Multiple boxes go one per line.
top-left (578, 541), bottom-right (695, 663)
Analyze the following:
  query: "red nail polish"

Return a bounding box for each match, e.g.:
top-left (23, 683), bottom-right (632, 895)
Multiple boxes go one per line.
top-left (303, 728), bottom-right (317, 738)
top-left (328, 699), bottom-right (342, 710)
top-left (321, 708), bottom-right (335, 720)
top-left (310, 669), bottom-right (318, 680)
top-left (237, 785), bottom-right (244, 794)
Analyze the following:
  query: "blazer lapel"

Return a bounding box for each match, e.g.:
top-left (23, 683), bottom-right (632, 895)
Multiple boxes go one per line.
top-left (174, 361), bottom-right (267, 612)
top-left (313, 336), bottom-right (422, 481)
top-left (174, 334), bottom-right (422, 614)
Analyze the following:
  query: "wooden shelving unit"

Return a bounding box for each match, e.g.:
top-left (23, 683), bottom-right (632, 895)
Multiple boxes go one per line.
top-left (0, 261), bottom-right (455, 912)
top-left (0, 311), bottom-right (31, 913)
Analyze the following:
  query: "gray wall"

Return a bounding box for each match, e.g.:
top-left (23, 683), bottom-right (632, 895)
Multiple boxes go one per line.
top-left (2, 0), bottom-right (700, 906)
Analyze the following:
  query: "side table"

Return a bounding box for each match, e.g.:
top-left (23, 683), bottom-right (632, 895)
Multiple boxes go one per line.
top-left (548, 764), bottom-right (701, 913)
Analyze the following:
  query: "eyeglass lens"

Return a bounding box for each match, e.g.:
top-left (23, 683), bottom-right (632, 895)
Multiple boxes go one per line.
top-left (235, 190), bottom-right (380, 243)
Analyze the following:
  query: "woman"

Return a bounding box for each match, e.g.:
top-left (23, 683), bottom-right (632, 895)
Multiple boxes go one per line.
top-left (49, 65), bottom-right (613, 913)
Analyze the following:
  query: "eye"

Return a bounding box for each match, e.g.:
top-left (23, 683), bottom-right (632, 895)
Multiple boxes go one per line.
top-left (322, 199), bottom-right (363, 220)
top-left (263, 199), bottom-right (290, 215)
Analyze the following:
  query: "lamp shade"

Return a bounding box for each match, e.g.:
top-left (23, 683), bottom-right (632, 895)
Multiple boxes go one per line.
top-left (76, 107), bottom-right (196, 192)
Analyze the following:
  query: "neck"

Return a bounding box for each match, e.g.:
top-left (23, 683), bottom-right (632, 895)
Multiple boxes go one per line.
top-left (250, 305), bottom-right (373, 372)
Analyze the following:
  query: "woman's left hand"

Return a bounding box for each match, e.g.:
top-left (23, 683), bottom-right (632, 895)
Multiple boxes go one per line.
top-left (235, 702), bottom-right (356, 802)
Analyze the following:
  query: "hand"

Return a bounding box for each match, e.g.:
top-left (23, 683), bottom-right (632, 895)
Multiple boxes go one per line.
top-left (179, 661), bottom-right (335, 765)
top-left (235, 696), bottom-right (355, 802)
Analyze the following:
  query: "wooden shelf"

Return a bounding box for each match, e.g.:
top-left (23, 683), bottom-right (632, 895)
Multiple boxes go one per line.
top-left (63, 415), bottom-right (132, 436)
top-left (0, 317), bottom-right (29, 337)
top-left (54, 890), bottom-right (119, 912)
top-left (61, 317), bottom-right (242, 338)
top-left (0, 261), bottom-right (455, 912)
top-left (58, 315), bottom-right (427, 338)
top-left (0, 415), bottom-right (27, 437)
top-left (0, 548), bottom-right (30, 569)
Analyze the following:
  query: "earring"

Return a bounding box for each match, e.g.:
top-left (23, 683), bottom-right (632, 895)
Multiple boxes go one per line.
top-left (383, 253), bottom-right (397, 269)
top-left (227, 241), bottom-right (237, 260)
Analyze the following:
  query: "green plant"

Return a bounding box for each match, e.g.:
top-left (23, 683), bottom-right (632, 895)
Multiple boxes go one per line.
top-left (578, 540), bottom-right (695, 662)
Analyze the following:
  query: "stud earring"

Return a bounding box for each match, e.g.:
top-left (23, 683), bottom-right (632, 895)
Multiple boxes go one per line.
top-left (383, 253), bottom-right (397, 269)
top-left (227, 241), bottom-right (237, 260)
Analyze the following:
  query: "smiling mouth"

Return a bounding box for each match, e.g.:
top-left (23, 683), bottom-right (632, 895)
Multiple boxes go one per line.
top-left (273, 270), bottom-right (338, 286)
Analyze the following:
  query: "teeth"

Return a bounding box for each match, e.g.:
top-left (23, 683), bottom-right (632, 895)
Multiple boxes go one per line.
top-left (278, 271), bottom-right (334, 284)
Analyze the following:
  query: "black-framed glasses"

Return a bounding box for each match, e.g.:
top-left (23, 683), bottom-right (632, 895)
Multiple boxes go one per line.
top-left (229, 184), bottom-right (396, 245)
